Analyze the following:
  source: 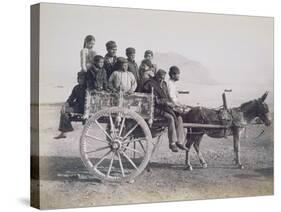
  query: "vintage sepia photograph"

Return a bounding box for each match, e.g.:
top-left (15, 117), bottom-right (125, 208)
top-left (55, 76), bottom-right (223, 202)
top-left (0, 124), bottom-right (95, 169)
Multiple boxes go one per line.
top-left (31, 3), bottom-right (274, 209)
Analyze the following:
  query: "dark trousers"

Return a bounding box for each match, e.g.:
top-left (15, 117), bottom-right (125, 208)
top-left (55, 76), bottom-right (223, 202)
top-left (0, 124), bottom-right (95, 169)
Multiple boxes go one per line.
top-left (58, 112), bottom-right (74, 133)
top-left (58, 105), bottom-right (82, 133)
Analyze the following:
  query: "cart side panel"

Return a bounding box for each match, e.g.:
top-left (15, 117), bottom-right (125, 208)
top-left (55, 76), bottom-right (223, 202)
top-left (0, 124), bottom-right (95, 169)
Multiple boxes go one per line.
top-left (84, 91), bottom-right (154, 120)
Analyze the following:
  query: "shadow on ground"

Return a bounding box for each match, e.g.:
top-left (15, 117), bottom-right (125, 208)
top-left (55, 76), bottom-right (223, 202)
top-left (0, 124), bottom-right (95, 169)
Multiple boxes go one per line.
top-left (32, 155), bottom-right (273, 183)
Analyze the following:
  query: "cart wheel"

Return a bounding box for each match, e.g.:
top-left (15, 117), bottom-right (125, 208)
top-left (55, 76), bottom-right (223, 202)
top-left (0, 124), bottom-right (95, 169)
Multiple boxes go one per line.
top-left (80, 107), bottom-right (153, 182)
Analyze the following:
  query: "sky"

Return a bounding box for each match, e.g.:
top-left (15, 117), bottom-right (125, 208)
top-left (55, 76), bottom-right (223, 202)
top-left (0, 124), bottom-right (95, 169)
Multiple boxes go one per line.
top-left (39, 3), bottom-right (273, 101)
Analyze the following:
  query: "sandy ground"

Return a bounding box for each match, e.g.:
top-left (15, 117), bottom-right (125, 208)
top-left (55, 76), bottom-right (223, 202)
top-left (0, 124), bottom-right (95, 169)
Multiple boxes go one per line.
top-left (32, 105), bottom-right (274, 209)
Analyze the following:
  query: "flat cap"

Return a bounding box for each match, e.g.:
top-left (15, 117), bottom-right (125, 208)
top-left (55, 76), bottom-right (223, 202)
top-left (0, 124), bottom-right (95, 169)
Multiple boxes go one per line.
top-left (106, 40), bottom-right (117, 49)
top-left (126, 47), bottom-right (136, 55)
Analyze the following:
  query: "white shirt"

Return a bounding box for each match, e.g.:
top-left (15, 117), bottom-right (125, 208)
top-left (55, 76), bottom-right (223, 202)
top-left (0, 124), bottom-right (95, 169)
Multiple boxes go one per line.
top-left (166, 78), bottom-right (181, 106)
top-left (109, 71), bottom-right (137, 93)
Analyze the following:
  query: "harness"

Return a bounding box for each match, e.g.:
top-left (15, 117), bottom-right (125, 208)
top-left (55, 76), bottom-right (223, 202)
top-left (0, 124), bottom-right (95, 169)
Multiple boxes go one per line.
top-left (197, 107), bottom-right (246, 137)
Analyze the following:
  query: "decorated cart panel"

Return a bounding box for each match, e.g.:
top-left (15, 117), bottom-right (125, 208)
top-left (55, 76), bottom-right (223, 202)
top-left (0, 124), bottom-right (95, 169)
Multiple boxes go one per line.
top-left (84, 91), bottom-right (154, 121)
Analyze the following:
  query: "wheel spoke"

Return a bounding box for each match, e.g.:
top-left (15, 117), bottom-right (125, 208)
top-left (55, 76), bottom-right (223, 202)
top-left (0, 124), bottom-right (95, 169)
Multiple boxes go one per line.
top-left (137, 140), bottom-right (146, 153)
top-left (94, 120), bottom-right (112, 141)
top-left (133, 141), bottom-right (136, 158)
top-left (117, 152), bottom-right (125, 177)
top-left (106, 152), bottom-right (115, 177)
top-left (109, 114), bottom-right (116, 138)
top-left (123, 145), bottom-right (142, 155)
top-left (85, 134), bottom-right (109, 144)
top-left (122, 137), bottom-right (146, 144)
top-left (94, 150), bottom-right (111, 169)
top-left (123, 142), bottom-right (130, 153)
top-left (86, 145), bottom-right (110, 154)
top-left (123, 123), bottom-right (139, 140)
top-left (121, 151), bottom-right (139, 171)
top-left (119, 115), bottom-right (126, 137)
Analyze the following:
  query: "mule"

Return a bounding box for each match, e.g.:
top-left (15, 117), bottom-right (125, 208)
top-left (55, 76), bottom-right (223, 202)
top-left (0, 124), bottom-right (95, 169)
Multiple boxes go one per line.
top-left (182, 92), bottom-right (271, 170)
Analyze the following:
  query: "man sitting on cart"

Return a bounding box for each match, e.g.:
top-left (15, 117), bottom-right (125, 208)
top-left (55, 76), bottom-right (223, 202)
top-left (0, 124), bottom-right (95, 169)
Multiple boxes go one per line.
top-left (54, 72), bottom-right (86, 139)
top-left (142, 69), bottom-right (186, 152)
top-left (108, 57), bottom-right (137, 94)
top-left (166, 66), bottom-right (190, 114)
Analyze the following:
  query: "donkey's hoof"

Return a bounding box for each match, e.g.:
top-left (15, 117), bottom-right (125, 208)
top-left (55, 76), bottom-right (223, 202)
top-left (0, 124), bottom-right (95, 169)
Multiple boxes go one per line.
top-left (202, 163), bottom-right (208, 169)
top-left (238, 164), bottom-right (244, 169)
top-left (184, 165), bottom-right (193, 171)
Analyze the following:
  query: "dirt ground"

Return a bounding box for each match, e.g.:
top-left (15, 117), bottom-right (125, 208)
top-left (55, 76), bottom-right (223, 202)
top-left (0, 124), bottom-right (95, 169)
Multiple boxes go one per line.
top-left (32, 105), bottom-right (274, 209)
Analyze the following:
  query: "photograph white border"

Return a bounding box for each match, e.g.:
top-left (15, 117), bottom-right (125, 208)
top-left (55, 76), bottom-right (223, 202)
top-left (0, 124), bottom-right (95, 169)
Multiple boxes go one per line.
top-left (0, 0), bottom-right (279, 211)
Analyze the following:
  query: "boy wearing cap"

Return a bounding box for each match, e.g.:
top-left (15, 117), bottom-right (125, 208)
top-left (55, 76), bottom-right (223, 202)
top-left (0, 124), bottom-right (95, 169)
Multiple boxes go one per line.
top-left (126, 47), bottom-right (140, 90)
top-left (167, 66), bottom-right (182, 106)
top-left (104, 40), bottom-right (118, 80)
top-left (142, 69), bottom-right (185, 152)
top-left (54, 72), bottom-right (87, 139)
top-left (144, 50), bottom-right (157, 74)
top-left (86, 55), bottom-right (108, 91)
top-left (108, 57), bottom-right (137, 94)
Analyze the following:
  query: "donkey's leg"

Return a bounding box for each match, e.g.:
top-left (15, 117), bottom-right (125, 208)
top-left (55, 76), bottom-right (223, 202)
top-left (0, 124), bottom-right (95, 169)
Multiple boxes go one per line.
top-left (193, 135), bottom-right (207, 168)
top-left (233, 128), bottom-right (244, 169)
top-left (184, 132), bottom-right (194, 171)
top-left (185, 149), bottom-right (193, 171)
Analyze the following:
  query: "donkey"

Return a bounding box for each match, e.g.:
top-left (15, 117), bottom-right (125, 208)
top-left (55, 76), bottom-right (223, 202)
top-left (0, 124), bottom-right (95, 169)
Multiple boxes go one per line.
top-left (182, 92), bottom-right (271, 170)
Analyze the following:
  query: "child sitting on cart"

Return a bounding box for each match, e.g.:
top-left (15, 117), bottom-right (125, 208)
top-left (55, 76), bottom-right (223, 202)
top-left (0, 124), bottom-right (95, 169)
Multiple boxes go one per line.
top-left (86, 55), bottom-right (108, 91)
top-left (108, 57), bottom-right (137, 94)
top-left (54, 72), bottom-right (87, 139)
top-left (139, 59), bottom-right (155, 91)
top-left (144, 50), bottom-right (157, 74)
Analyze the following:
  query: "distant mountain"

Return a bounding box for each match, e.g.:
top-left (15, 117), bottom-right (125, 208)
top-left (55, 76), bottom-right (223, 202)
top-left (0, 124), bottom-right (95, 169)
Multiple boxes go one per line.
top-left (153, 52), bottom-right (216, 85)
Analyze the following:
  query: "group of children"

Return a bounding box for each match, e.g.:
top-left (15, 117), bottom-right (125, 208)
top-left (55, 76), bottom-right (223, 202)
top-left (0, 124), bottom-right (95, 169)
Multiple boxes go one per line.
top-left (55, 34), bottom-right (187, 153)
top-left (82, 36), bottom-right (158, 93)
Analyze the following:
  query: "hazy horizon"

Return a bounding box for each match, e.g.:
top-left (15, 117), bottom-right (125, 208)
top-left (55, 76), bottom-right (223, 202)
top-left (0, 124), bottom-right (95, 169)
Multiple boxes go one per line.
top-left (39, 3), bottom-right (274, 105)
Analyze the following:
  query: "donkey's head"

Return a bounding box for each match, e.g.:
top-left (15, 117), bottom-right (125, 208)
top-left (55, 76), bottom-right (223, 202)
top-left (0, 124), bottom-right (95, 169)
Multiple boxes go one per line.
top-left (257, 92), bottom-right (271, 126)
top-left (241, 91), bottom-right (271, 126)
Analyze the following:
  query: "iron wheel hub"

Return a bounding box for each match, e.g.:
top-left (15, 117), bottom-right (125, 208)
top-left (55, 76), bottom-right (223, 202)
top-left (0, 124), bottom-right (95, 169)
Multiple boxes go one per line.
top-left (111, 140), bottom-right (122, 151)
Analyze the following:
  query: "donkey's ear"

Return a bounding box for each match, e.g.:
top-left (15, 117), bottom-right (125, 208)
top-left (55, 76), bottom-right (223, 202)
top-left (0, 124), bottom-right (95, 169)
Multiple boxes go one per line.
top-left (259, 91), bottom-right (269, 102)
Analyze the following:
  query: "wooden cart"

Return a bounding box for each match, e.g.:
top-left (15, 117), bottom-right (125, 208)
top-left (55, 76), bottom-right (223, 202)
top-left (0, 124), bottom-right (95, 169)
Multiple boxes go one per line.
top-left (79, 90), bottom-right (227, 183)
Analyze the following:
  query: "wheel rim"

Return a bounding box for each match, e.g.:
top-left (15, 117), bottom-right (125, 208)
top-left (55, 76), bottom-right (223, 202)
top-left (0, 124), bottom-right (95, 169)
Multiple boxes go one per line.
top-left (80, 107), bottom-right (153, 182)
